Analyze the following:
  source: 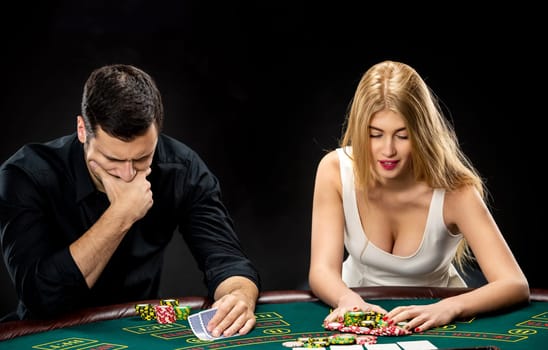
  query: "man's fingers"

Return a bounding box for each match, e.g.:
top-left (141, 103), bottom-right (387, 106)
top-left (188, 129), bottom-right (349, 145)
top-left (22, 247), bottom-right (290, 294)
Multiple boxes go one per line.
top-left (89, 160), bottom-right (107, 179)
top-left (135, 167), bottom-right (152, 181)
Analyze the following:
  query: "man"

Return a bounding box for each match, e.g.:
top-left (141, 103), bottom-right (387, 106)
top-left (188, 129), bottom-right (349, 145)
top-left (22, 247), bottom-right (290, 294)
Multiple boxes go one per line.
top-left (0, 64), bottom-right (260, 337)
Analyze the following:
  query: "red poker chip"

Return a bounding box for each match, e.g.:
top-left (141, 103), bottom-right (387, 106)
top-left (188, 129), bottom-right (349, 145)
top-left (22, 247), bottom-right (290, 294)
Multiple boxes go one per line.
top-left (154, 305), bottom-right (176, 324)
top-left (356, 335), bottom-right (377, 345)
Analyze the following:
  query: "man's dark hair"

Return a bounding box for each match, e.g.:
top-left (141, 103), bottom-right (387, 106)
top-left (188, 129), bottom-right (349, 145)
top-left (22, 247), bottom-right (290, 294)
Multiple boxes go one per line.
top-left (81, 64), bottom-right (164, 141)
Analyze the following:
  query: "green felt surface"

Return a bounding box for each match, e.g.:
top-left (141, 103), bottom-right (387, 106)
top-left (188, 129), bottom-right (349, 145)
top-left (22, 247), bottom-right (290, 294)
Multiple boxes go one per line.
top-left (1, 299), bottom-right (546, 349)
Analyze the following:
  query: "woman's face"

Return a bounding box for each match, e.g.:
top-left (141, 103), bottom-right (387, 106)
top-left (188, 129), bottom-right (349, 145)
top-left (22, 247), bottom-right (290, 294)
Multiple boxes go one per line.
top-left (368, 109), bottom-right (413, 181)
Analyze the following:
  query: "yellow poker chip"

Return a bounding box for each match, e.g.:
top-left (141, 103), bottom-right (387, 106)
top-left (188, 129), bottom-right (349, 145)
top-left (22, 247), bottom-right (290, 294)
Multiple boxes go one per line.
top-left (308, 337), bottom-right (329, 347)
top-left (134, 303), bottom-right (156, 320)
top-left (160, 298), bottom-right (179, 307)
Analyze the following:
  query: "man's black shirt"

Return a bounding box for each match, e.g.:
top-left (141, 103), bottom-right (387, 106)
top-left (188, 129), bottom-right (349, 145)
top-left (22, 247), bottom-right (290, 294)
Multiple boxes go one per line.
top-left (0, 133), bottom-right (260, 320)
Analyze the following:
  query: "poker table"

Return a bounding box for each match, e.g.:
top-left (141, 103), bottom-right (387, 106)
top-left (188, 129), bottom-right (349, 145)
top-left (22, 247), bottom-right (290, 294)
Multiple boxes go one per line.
top-left (1, 287), bottom-right (547, 349)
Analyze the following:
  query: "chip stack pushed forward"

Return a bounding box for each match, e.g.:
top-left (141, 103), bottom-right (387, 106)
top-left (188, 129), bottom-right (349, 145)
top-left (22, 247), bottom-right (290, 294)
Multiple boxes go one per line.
top-left (135, 303), bottom-right (156, 321)
top-left (343, 310), bottom-right (365, 326)
top-left (364, 311), bottom-right (383, 323)
top-left (343, 310), bottom-right (383, 327)
top-left (324, 309), bottom-right (412, 336)
top-left (154, 305), bottom-right (176, 324)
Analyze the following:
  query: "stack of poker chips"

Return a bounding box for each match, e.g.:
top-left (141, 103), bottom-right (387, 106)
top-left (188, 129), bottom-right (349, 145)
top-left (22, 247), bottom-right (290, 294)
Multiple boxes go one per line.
top-left (344, 310), bottom-right (384, 327)
top-left (160, 298), bottom-right (191, 320)
top-left (173, 305), bottom-right (191, 320)
top-left (134, 303), bottom-right (156, 320)
top-left (155, 305), bottom-right (177, 324)
top-left (134, 299), bottom-right (191, 323)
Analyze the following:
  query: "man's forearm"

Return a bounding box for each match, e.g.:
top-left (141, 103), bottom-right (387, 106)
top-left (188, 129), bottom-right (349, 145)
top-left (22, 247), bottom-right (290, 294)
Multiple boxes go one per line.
top-left (69, 207), bottom-right (132, 287)
top-left (214, 276), bottom-right (259, 306)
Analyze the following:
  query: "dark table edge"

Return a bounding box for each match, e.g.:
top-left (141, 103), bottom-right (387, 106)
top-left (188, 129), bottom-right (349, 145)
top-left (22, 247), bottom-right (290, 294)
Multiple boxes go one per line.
top-left (1, 286), bottom-right (547, 341)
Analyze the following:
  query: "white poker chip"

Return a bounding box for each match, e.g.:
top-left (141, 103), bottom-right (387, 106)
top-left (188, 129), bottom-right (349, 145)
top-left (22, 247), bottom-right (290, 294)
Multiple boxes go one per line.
top-left (281, 340), bottom-right (304, 348)
top-left (325, 321), bottom-right (343, 330)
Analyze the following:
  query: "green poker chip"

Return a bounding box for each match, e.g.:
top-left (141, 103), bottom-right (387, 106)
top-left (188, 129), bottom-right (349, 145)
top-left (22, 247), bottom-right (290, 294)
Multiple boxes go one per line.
top-left (329, 333), bottom-right (356, 344)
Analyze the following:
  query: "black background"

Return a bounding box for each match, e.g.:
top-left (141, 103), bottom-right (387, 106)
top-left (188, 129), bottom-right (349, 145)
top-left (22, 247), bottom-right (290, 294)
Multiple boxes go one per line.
top-left (0, 2), bottom-right (545, 318)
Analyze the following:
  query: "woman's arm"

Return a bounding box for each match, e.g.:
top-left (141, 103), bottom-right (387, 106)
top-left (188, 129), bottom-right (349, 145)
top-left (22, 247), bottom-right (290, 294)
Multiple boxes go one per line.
top-left (308, 151), bottom-right (386, 317)
top-left (385, 186), bottom-right (529, 331)
top-left (442, 186), bottom-right (529, 316)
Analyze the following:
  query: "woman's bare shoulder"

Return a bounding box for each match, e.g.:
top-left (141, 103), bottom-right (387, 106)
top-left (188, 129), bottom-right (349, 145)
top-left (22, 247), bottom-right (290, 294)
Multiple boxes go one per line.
top-left (445, 185), bottom-right (481, 203)
top-left (444, 185), bottom-right (486, 224)
top-left (317, 149), bottom-right (340, 171)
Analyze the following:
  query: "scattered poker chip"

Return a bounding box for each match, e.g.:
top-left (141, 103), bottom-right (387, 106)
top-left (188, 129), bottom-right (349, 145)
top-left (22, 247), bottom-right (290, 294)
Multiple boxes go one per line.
top-left (304, 340), bottom-right (329, 348)
top-left (281, 331), bottom-right (376, 348)
top-left (329, 333), bottom-right (356, 344)
top-left (355, 335), bottom-right (377, 345)
top-left (325, 321), bottom-right (343, 330)
top-left (281, 340), bottom-right (303, 348)
top-left (309, 337), bottom-right (329, 343)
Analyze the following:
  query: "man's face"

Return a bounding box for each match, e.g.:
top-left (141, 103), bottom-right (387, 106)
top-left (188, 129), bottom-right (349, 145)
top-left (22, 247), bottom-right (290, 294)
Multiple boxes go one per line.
top-left (77, 116), bottom-right (158, 192)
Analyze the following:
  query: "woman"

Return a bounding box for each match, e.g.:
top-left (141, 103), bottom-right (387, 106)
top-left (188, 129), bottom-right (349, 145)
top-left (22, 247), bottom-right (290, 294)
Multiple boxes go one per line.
top-left (308, 60), bottom-right (529, 332)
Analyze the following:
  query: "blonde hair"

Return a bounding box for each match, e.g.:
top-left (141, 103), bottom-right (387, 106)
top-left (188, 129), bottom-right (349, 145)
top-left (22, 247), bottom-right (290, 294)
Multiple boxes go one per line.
top-left (340, 60), bottom-right (486, 269)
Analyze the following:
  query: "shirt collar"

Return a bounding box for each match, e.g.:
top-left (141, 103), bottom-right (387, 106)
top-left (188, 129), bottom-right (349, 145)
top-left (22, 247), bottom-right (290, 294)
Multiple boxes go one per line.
top-left (69, 135), bottom-right (98, 203)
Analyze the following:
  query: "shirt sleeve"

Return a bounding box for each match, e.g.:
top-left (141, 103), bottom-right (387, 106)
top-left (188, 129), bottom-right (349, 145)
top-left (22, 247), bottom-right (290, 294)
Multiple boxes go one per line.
top-left (0, 164), bottom-right (88, 319)
top-left (177, 152), bottom-right (261, 299)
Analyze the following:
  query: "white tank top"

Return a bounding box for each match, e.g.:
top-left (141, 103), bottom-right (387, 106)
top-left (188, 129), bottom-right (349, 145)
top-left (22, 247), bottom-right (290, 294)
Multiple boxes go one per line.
top-left (337, 147), bottom-right (466, 287)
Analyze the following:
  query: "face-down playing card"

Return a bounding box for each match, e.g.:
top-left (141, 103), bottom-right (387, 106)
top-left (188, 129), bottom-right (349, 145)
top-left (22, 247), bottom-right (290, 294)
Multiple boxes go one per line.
top-left (188, 308), bottom-right (242, 341)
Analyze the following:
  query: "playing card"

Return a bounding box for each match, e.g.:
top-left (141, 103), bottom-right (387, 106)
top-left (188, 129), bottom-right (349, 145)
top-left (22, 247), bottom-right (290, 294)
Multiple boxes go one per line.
top-left (188, 308), bottom-right (241, 341)
top-left (397, 340), bottom-right (438, 350)
top-left (198, 308), bottom-right (218, 328)
top-left (188, 312), bottom-right (210, 340)
top-left (364, 344), bottom-right (401, 350)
